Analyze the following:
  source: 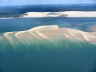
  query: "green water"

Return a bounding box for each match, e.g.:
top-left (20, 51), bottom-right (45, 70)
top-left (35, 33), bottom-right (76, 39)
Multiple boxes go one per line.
top-left (0, 38), bottom-right (96, 72)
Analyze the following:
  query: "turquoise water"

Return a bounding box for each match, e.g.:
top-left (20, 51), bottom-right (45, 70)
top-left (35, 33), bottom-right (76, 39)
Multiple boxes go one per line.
top-left (0, 17), bottom-right (96, 72)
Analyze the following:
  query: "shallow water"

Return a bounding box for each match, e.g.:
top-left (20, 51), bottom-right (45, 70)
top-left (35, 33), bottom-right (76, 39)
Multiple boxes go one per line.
top-left (0, 17), bottom-right (96, 72)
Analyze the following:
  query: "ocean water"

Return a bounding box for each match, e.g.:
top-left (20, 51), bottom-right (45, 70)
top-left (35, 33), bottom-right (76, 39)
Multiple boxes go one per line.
top-left (0, 17), bottom-right (96, 72)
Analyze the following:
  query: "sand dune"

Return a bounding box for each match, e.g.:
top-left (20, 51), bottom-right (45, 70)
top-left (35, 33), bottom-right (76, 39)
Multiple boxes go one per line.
top-left (22, 11), bottom-right (96, 17)
top-left (2, 25), bottom-right (96, 43)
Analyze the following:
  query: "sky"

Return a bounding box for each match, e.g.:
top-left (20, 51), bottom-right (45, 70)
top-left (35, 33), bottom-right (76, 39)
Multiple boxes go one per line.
top-left (0, 0), bottom-right (95, 6)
